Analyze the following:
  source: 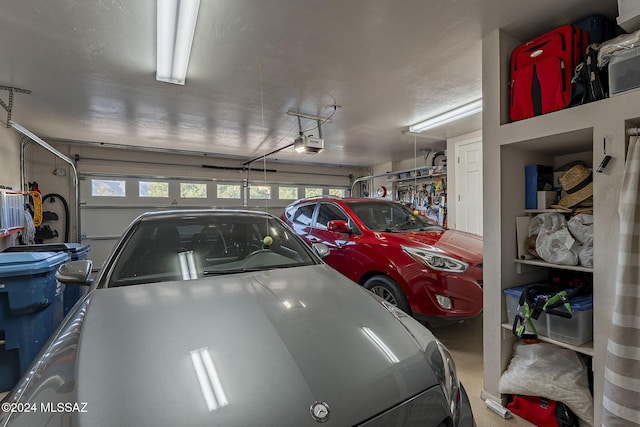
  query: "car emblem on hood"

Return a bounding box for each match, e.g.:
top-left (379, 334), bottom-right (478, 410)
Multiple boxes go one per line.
top-left (310, 401), bottom-right (331, 423)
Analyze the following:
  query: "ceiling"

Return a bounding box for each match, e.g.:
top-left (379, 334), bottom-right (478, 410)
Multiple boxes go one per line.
top-left (0, 0), bottom-right (618, 168)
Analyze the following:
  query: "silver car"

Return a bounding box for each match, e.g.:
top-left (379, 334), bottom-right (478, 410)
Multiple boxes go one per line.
top-left (0, 210), bottom-right (474, 426)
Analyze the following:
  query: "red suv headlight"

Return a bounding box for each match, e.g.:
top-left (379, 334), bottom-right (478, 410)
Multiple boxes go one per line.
top-left (402, 245), bottom-right (468, 273)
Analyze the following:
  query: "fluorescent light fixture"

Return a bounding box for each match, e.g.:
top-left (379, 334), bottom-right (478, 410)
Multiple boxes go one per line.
top-left (362, 327), bottom-right (399, 364)
top-left (409, 99), bottom-right (482, 133)
top-left (157, 0), bottom-right (201, 85)
top-left (190, 347), bottom-right (229, 411)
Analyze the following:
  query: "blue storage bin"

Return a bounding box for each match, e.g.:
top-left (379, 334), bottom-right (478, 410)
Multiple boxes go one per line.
top-left (0, 251), bottom-right (70, 392)
top-left (3, 243), bottom-right (91, 316)
top-left (503, 284), bottom-right (548, 337)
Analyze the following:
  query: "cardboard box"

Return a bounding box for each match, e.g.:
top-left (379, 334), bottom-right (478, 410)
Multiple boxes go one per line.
top-left (537, 190), bottom-right (558, 209)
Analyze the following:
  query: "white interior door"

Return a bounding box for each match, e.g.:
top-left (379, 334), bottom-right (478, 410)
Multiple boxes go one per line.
top-left (455, 138), bottom-right (483, 235)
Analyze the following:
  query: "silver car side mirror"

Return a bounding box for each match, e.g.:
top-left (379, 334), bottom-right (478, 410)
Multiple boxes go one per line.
top-left (56, 260), bottom-right (93, 286)
top-left (312, 243), bottom-right (330, 259)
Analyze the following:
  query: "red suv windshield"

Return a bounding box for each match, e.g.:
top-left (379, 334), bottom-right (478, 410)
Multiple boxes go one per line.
top-left (345, 201), bottom-right (445, 232)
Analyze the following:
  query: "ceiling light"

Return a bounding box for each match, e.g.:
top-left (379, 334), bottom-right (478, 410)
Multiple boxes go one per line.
top-left (156, 0), bottom-right (201, 85)
top-left (409, 99), bottom-right (482, 133)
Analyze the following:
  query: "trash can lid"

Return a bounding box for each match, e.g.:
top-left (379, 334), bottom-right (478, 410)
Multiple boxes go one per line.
top-left (3, 243), bottom-right (90, 253)
top-left (0, 252), bottom-right (71, 277)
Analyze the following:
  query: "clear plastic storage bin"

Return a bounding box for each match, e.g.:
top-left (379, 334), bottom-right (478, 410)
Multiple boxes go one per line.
top-left (609, 47), bottom-right (640, 96)
top-left (546, 294), bottom-right (593, 346)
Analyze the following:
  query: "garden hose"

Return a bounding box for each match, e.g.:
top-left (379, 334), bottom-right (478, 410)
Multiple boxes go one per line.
top-left (28, 190), bottom-right (43, 227)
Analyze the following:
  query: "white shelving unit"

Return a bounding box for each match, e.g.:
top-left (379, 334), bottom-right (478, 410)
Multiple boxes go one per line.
top-left (499, 323), bottom-right (595, 357)
top-left (481, 25), bottom-right (640, 426)
top-left (513, 258), bottom-right (593, 273)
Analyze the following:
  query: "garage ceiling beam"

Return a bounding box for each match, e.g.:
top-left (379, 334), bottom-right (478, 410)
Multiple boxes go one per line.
top-left (286, 109), bottom-right (333, 123)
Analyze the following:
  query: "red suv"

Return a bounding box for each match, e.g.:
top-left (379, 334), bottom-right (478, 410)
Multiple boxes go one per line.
top-left (281, 197), bottom-right (483, 321)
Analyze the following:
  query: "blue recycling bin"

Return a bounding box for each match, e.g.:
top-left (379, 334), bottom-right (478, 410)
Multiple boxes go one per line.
top-left (0, 251), bottom-right (70, 392)
top-left (3, 243), bottom-right (91, 316)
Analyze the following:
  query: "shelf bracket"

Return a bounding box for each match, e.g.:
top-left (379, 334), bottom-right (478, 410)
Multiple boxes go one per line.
top-left (0, 85), bottom-right (32, 127)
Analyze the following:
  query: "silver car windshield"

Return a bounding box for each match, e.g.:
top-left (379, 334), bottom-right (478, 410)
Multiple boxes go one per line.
top-left (346, 202), bottom-right (445, 232)
top-left (107, 213), bottom-right (317, 287)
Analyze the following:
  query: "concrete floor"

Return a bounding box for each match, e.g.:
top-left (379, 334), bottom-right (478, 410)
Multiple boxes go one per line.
top-left (431, 314), bottom-right (534, 427)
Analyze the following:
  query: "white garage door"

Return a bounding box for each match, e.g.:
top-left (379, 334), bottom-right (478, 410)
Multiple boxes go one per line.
top-left (80, 173), bottom-right (348, 269)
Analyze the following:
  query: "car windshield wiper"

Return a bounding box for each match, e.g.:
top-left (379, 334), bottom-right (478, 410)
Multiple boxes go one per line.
top-left (203, 267), bottom-right (267, 275)
top-left (385, 221), bottom-right (420, 232)
top-left (419, 226), bottom-right (444, 232)
top-left (203, 262), bottom-right (311, 275)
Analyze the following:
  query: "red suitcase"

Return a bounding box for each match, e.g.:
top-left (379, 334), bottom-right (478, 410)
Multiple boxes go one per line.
top-left (509, 24), bottom-right (588, 122)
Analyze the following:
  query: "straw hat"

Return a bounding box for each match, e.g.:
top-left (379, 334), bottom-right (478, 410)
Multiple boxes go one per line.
top-left (552, 164), bottom-right (593, 209)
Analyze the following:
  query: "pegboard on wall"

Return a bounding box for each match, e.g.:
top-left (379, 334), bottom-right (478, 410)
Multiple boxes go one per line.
top-left (393, 170), bottom-right (447, 226)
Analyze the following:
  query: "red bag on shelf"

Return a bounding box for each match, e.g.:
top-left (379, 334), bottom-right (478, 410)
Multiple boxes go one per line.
top-left (507, 395), bottom-right (579, 426)
top-left (509, 24), bottom-right (588, 122)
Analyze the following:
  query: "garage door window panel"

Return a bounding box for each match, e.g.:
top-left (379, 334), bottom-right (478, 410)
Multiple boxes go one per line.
top-left (91, 179), bottom-right (126, 197)
top-left (217, 184), bottom-right (241, 199)
top-left (305, 188), bottom-right (323, 198)
top-left (180, 182), bottom-right (207, 198)
top-left (249, 185), bottom-right (271, 199)
top-left (329, 188), bottom-right (347, 197)
top-left (279, 186), bottom-right (299, 200)
top-left (139, 181), bottom-right (169, 198)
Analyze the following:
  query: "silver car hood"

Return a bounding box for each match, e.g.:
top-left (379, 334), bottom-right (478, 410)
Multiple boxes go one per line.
top-left (6, 265), bottom-right (440, 426)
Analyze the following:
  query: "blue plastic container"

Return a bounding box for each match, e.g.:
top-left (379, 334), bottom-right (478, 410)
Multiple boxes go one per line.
top-left (0, 251), bottom-right (70, 391)
top-left (503, 284), bottom-right (549, 337)
top-left (3, 243), bottom-right (91, 316)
